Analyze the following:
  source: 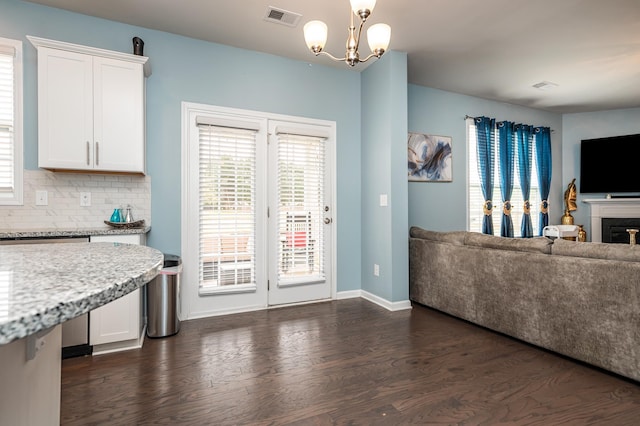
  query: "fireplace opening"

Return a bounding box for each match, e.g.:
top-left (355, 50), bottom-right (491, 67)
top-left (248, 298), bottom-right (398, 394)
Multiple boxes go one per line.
top-left (601, 218), bottom-right (640, 244)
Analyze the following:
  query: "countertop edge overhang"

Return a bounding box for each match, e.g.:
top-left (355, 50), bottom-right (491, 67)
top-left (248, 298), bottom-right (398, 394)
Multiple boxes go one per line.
top-left (0, 242), bottom-right (164, 345)
top-left (0, 226), bottom-right (151, 240)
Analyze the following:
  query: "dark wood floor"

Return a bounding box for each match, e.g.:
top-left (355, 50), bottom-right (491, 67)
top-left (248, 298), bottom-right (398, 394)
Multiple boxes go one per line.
top-left (61, 299), bottom-right (640, 425)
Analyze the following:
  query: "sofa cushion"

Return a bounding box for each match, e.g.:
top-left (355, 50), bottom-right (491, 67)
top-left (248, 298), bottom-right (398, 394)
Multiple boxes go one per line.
top-left (551, 238), bottom-right (640, 262)
top-left (464, 232), bottom-right (553, 254)
top-left (409, 227), bottom-right (465, 245)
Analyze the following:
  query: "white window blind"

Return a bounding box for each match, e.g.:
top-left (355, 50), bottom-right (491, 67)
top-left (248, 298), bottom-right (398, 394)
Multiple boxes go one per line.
top-left (198, 123), bottom-right (257, 291)
top-left (468, 119), bottom-right (540, 237)
top-left (277, 133), bottom-right (325, 283)
top-left (0, 46), bottom-right (15, 195)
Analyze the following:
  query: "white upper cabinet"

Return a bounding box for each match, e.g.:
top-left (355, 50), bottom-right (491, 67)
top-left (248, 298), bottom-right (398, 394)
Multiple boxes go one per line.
top-left (28, 36), bottom-right (150, 174)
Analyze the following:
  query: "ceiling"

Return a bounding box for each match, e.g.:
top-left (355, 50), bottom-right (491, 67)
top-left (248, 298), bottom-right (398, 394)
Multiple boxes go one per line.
top-left (27, 0), bottom-right (640, 113)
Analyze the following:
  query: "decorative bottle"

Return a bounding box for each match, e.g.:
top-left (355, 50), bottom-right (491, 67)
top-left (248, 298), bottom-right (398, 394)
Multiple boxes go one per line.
top-left (123, 205), bottom-right (134, 223)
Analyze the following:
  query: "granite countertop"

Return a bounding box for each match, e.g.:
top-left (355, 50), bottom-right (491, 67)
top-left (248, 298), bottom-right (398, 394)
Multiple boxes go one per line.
top-left (0, 225), bottom-right (151, 240)
top-left (0, 242), bottom-right (163, 345)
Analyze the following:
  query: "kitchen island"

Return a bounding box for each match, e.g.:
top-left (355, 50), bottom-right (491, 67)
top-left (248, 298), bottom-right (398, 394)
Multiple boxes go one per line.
top-left (0, 242), bottom-right (163, 425)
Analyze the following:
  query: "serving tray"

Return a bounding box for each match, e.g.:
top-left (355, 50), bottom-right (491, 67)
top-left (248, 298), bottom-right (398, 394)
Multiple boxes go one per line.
top-left (104, 219), bottom-right (146, 229)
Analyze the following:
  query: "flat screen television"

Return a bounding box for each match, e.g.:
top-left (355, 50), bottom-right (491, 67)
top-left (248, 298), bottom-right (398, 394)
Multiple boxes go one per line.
top-left (580, 133), bottom-right (640, 194)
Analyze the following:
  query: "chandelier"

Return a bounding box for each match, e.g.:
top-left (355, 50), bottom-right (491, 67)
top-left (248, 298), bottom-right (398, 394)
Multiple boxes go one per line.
top-left (303, 0), bottom-right (391, 67)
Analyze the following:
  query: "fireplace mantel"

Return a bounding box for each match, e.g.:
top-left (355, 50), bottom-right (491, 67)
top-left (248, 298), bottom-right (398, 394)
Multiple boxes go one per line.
top-left (583, 198), bottom-right (640, 242)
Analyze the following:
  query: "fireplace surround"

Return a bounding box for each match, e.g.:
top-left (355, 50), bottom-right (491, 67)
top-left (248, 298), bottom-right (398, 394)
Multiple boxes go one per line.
top-left (583, 198), bottom-right (640, 242)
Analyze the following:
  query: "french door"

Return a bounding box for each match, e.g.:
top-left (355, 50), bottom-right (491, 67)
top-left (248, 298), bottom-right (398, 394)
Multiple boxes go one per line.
top-left (267, 121), bottom-right (333, 305)
top-left (182, 104), bottom-right (334, 319)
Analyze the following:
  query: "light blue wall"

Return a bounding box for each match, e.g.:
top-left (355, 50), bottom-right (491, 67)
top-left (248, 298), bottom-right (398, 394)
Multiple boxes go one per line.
top-left (562, 108), bottom-right (640, 237)
top-left (407, 84), bottom-right (564, 232)
top-left (1, 0), bottom-right (362, 292)
top-left (361, 51), bottom-right (408, 302)
top-left (10, 0), bottom-right (637, 300)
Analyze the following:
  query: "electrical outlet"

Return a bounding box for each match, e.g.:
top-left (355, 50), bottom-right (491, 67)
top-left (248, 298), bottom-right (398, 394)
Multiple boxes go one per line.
top-left (35, 190), bottom-right (48, 206)
top-left (80, 192), bottom-right (91, 207)
top-left (374, 264), bottom-right (380, 276)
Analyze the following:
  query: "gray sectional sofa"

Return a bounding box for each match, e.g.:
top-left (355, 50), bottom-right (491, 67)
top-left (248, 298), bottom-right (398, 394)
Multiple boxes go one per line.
top-left (409, 227), bottom-right (640, 381)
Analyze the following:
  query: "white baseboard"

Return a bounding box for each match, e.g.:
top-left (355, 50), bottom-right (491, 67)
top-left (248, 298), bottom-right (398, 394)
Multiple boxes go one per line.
top-left (361, 290), bottom-right (412, 311)
top-left (186, 304), bottom-right (266, 321)
top-left (336, 290), bottom-right (362, 300)
top-left (184, 292), bottom-right (410, 322)
top-left (337, 290), bottom-right (412, 311)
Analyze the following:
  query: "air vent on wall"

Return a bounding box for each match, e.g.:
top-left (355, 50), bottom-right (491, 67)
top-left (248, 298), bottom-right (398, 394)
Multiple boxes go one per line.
top-left (263, 6), bottom-right (301, 27)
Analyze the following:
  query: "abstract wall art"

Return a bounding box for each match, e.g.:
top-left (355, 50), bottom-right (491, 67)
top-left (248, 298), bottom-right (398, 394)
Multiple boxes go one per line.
top-left (407, 132), bottom-right (452, 182)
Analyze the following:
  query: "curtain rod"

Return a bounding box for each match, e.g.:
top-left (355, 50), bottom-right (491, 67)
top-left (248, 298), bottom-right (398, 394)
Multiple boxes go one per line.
top-left (464, 115), bottom-right (554, 132)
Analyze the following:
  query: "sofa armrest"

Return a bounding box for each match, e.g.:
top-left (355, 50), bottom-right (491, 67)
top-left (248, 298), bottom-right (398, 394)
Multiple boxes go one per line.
top-left (409, 227), bottom-right (466, 245)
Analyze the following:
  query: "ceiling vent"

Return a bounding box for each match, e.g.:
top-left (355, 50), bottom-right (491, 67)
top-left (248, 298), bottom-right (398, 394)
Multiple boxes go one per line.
top-left (532, 81), bottom-right (559, 91)
top-left (263, 6), bottom-right (301, 27)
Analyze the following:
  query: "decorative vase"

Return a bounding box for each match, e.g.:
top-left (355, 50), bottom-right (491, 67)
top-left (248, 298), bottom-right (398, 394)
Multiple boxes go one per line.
top-left (577, 225), bottom-right (587, 242)
top-left (132, 37), bottom-right (144, 56)
top-left (110, 208), bottom-right (121, 223)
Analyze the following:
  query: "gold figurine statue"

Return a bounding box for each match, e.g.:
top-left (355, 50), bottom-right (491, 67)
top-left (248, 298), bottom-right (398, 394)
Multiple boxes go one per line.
top-left (561, 178), bottom-right (577, 225)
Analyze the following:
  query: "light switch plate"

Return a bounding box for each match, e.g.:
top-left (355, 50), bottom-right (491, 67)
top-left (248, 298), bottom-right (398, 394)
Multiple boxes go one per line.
top-left (379, 194), bottom-right (388, 207)
top-left (35, 190), bottom-right (48, 206)
top-left (80, 192), bottom-right (91, 207)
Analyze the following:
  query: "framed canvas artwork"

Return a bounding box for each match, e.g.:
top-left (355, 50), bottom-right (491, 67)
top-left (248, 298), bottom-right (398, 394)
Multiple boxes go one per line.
top-left (407, 132), bottom-right (452, 182)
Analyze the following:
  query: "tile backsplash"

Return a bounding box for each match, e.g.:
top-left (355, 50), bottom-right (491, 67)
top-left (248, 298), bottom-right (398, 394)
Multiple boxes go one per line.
top-left (0, 170), bottom-right (151, 230)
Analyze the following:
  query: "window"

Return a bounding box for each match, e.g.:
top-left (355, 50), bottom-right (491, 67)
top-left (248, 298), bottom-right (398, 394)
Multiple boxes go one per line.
top-left (276, 132), bottom-right (326, 283)
top-left (197, 117), bottom-right (259, 293)
top-left (0, 38), bottom-right (23, 205)
top-left (467, 119), bottom-right (540, 237)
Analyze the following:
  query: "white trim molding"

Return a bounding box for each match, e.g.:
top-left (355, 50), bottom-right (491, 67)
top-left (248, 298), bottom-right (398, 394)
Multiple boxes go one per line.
top-left (27, 35), bottom-right (152, 77)
top-left (0, 37), bottom-right (23, 206)
top-left (336, 290), bottom-right (362, 300)
top-left (338, 290), bottom-right (412, 311)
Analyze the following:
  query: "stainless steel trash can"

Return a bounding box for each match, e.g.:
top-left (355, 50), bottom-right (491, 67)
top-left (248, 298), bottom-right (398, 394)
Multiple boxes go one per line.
top-left (147, 254), bottom-right (182, 338)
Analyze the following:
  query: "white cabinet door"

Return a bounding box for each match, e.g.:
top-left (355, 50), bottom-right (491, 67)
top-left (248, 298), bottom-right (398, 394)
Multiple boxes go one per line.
top-left (93, 57), bottom-right (145, 173)
top-left (35, 43), bottom-right (146, 173)
top-left (37, 47), bottom-right (94, 170)
top-left (89, 289), bottom-right (140, 346)
top-left (89, 234), bottom-right (144, 349)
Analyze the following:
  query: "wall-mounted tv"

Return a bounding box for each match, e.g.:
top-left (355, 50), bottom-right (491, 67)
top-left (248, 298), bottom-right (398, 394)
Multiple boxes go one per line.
top-left (580, 133), bottom-right (640, 194)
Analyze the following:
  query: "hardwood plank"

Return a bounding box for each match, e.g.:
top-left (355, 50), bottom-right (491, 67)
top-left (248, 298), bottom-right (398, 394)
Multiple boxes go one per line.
top-left (61, 299), bottom-right (640, 425)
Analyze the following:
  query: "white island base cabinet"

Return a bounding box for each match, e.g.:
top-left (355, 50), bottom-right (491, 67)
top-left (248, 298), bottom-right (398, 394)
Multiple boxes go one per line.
top-left (90, 234), bottom-right (146, 355)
